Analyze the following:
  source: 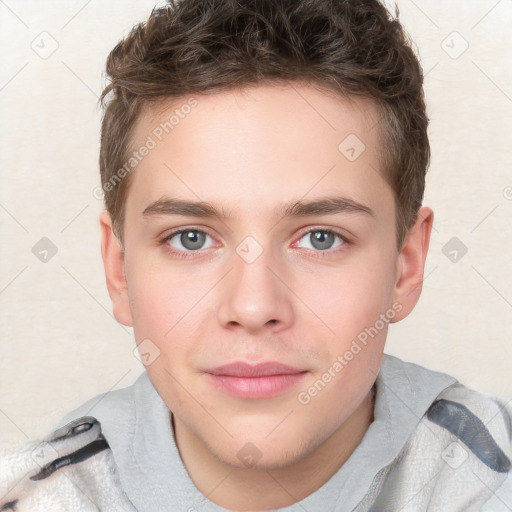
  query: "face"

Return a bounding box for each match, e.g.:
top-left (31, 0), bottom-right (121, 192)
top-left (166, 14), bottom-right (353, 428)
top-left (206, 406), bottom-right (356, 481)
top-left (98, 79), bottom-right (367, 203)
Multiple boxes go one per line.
top-left (101, 83), bottom-right (431, 470)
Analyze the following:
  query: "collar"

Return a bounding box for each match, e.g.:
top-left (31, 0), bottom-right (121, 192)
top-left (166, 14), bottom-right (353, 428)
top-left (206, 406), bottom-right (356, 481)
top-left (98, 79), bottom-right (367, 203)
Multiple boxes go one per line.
top-left (54, 354), bottom-right (457, 511)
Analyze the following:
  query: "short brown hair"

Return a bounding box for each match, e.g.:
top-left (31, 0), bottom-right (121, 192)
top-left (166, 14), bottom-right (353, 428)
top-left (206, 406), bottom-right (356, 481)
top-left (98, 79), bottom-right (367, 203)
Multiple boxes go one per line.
top-left (99, 0), bottom-right (429, 250)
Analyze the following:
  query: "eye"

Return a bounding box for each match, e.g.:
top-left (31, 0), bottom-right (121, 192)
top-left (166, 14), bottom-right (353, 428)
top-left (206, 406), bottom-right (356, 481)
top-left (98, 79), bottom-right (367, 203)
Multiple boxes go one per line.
top-left (296, 229), bottom-right (346, 251)
top-left (163, 229), bottom-right (215, 252)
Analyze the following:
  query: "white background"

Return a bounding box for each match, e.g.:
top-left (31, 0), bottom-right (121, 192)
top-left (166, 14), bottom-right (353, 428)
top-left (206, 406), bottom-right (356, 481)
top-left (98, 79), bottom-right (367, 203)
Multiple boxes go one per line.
top-left (1, 0), bottom-right (511, 448)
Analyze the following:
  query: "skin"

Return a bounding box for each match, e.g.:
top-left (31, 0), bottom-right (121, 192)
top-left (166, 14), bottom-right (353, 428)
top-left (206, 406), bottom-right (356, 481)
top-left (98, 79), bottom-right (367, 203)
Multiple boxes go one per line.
top-left (100, 83), bottom-right (433, 510)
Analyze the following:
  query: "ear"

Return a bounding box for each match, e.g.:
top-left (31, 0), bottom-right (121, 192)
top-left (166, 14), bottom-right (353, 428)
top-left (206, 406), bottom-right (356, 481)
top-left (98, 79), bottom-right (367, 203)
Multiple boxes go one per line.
top-left (99, 211), bottom-right (133, 326)
top-left (391, 206), bottom-right (434, 322)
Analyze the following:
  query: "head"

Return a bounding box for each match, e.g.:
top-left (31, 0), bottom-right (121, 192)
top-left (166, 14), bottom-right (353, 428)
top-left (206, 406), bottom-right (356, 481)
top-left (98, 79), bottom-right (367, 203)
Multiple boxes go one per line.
top-left (100, 0), bottom-right (433, 471)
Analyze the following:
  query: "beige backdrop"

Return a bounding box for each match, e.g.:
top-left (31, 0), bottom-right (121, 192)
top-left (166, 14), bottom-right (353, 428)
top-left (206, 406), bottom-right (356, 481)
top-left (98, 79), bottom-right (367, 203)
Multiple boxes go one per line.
top-left (1, 0), bottom-right (511, 448)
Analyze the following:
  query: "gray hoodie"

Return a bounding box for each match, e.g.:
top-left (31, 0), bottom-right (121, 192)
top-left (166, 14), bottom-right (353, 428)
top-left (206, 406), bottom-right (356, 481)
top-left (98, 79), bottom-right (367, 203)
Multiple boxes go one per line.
top-left (1, 354), bottom-right (511, 511)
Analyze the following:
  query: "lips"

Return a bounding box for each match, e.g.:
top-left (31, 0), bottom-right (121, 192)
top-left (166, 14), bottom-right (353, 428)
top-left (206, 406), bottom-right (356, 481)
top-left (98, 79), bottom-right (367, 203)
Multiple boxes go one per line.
top-left (206, 362), bottom-right (308, 399)
top-left (209, 362), bottom-right (304, 377)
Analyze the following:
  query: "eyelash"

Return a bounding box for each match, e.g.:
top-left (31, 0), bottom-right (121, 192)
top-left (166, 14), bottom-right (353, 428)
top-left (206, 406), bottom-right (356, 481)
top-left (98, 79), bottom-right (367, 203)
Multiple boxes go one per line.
top-left (160, 227), bottom-right (351, 259)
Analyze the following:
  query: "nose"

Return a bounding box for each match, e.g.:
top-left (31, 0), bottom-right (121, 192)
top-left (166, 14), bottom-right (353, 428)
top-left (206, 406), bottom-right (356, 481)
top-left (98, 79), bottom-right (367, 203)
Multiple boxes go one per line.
top-left (216, 244), bottom-right (294, 334)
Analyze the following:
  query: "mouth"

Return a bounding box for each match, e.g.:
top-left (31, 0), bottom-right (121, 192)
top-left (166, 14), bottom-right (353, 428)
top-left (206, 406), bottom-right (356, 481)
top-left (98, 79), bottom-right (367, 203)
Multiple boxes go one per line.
top-left (205, 362), bottom-right (308, 399)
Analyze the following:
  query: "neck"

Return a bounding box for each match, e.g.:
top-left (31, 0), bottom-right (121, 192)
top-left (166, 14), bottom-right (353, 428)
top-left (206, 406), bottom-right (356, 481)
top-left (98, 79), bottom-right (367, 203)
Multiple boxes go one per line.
top-left (172, 388), bottom-right (375, 511)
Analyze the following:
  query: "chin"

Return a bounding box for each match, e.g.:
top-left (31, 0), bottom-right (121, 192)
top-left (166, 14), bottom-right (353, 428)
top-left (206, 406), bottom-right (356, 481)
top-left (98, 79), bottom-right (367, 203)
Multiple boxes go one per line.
top-left (207, 429), bottom-right (321, 471)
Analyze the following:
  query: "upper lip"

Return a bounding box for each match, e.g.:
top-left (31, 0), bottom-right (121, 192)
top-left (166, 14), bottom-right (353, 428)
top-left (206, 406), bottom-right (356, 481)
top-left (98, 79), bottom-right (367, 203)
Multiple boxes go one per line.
top-left (207, 362), bottom-right (305, 378)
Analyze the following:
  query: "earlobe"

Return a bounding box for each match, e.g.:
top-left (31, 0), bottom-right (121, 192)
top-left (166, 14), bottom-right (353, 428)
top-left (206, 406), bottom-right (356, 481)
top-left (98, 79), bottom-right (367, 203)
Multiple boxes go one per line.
top-left (99, 211), bottom-right (133, 327)
top-left (391, 206), bottom-right (434, 323)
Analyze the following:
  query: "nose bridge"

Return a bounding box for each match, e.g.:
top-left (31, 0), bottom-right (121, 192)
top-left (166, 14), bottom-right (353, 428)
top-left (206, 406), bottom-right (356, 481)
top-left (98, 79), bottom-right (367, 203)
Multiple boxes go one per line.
top-left (216, 239), bottom-right (293, 332)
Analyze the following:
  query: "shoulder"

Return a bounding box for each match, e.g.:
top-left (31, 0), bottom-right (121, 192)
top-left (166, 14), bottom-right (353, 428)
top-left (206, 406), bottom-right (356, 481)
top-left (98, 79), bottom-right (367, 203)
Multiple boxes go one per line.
top-left (52, 370), bottom-right (150, 431)
top-left (378, 355), bottom-right (511, 473)
top-left (0, 416), bottom-right (136, 511)
top-left (0, 370), bottom-right (151, 512)
top-left (426, 383), bottom-right (511, 474)
top-left (400, 382), bottom-right (511, 509)
top-left (370, 361), bottom-right (512, 511)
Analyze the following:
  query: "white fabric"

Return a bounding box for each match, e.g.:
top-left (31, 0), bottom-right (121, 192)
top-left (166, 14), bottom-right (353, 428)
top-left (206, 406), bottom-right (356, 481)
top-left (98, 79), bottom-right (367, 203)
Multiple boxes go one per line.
top-left (0, 418), bottom-right (135, 511)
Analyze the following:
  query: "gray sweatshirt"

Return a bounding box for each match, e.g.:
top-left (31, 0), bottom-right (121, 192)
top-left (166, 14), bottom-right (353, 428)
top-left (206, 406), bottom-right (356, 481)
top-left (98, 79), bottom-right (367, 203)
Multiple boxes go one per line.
top-left (1, 354), bottom-right (511, 511)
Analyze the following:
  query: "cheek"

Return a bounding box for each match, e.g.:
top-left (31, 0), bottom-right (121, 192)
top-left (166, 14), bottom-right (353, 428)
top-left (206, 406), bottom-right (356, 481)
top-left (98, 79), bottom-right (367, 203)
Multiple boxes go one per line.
top-left (129, 277), bottom-right (172, 339)
top-left (125, 257), bottom-right (215, 382)
top-left (314, 258), bottom-right (396, 339)
top-left (300, 249), bottom-right (396, 402)
top-left (335, 256), bottom-right (396, 370)
top-left (126, 267), bottom-right (198, 404)
top-left (126, 254), bottom-right (200, 338)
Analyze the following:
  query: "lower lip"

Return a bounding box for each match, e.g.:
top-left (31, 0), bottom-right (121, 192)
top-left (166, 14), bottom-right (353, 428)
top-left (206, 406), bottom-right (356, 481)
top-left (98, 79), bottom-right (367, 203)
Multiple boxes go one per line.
top-left (207, 373), bottom-right (308, 399)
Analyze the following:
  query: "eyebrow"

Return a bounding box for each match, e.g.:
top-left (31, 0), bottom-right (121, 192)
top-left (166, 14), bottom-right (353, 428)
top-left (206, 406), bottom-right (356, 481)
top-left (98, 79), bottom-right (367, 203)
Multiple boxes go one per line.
top-left (142, 196), bottom-right (375, 220)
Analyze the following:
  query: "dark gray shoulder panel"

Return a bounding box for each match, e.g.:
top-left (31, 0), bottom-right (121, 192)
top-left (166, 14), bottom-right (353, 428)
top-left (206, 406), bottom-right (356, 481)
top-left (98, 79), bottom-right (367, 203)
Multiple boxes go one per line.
top-left (427, 398), bottom-right (511, 473)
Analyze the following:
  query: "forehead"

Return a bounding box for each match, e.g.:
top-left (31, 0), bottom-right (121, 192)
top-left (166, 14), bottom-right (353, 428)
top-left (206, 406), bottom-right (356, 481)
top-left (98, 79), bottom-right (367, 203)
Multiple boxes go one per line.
top-left (134, 83), bottom-right (383, 158)
top-left (125, 83), bottom-right (393, 224)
